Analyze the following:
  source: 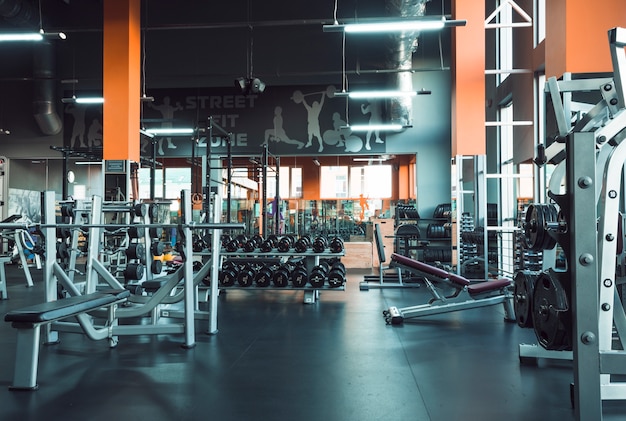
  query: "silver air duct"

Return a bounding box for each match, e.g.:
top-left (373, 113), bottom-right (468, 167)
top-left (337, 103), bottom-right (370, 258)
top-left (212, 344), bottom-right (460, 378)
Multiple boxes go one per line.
top-left (385, 0), bottom-right (429, 126)
top-left (33, 41), bottom-right (62, 135)
top-left (1, 0), bottom-right (62, 135)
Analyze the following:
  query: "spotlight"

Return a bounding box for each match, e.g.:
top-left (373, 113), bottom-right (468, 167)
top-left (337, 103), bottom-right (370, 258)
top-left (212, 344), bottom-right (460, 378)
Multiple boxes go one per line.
top-left (234, 77), bottom-right (247, 93)
top-left (234, 77), bottom-right (266, 94)
top-left (249, 77), bottom-right (266, 94)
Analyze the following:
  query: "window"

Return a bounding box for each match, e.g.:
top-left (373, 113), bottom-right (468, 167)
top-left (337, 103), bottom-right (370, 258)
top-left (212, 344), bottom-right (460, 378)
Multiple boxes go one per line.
top-left (137, 167), bottom-right (190, 200)
top-left (320, 166), bottom-right (348, 198)
top-left (321, 165), bottom-right (392, 199)
top-left (497, 0), bottom-right (513, 85)
top-left (266, 167), bottom-right (303, 199)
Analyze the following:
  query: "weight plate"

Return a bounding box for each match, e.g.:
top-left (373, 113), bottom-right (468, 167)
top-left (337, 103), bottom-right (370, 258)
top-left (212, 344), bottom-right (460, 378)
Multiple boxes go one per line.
top-left (532, 271), bottom-right (572, 351)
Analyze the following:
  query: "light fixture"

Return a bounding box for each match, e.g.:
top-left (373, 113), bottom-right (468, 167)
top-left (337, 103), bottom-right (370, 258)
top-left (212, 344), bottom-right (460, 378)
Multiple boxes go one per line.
top-left (312, 158), bottom-right (321, 166)
top-left (334, 89), bottom-right (431, 99)
top-left (323, 17), bottom-right (466, 33)
top-left (140, 129), bottom-right (155, 138)
top-left (353, 155), bottom-right (393, 162)
top-left (344, 124), bottom-right (408, 132)
top-left (0, 29), bottom-right (66, 42)
top-left (0, 128), bottom-right (10, 135)
top-left (75, 161), bottom-right (103, 165)
top-left (234, 77), bottom-right (266, 95)
top-left (61, 96), bottom-right (104, 104)
top-left (144, 128), bottom-right (195, 135)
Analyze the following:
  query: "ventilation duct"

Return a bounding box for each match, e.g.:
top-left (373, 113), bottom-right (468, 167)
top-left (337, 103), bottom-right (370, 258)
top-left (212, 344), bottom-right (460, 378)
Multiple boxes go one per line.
top-left (0, 0), bottom-right (37, 25)
top-left (0, 0), bottom-right (63, 135)
top-left (33, 41), bottom-right (62, 135)
top-left (385, 0), bottom-right (429, 126)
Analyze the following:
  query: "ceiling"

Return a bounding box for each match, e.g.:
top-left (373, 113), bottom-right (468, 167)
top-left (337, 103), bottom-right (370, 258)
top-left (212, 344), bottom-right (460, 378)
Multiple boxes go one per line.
top-left (0, 0), bottom-right (452, 92)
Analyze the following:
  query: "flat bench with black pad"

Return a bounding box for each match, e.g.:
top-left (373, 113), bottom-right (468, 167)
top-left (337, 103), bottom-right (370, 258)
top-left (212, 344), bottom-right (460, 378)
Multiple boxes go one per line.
top-left (383, 253), bottom-right (515, 325)
top-left (4, 289), bottom-right (130, 390)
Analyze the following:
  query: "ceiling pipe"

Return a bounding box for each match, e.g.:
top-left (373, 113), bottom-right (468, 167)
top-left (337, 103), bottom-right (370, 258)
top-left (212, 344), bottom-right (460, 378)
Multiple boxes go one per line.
top-left (33, 40), bottom-right (62, 135)
top-left (385, 0), bottom-right (430, 127)
top-left (0, 0), bottom-right (62, 135)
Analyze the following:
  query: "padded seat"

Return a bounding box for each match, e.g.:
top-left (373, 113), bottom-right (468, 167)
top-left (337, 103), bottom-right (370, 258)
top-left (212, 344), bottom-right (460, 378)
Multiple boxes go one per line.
top-left (390, 253), bottom-right (511, 295)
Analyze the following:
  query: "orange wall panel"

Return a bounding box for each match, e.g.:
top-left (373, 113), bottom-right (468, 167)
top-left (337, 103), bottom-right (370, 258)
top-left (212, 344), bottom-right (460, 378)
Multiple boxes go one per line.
top-left (103, 0), bottom-right (141, 162)
top-left (451, 0), bottom-right (486, 156)
top-left (546, 0), bottom-right (626, 78)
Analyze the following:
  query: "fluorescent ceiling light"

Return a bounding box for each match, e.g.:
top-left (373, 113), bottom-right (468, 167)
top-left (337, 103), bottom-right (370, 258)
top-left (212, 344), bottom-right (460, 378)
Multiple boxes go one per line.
top-left (346, 18), bottom-right (445, 33)
top-left (345, 124), bottom-right (406, 132)
top-left (62, 96), bottom-right (104, 104)
top-left (323, 17), bottom-right (465, 33)
top-left (145, 128), bottom-right (195, 135)
top-left (75, 161), bottom-right (103, 165)
top-left (0, 30), bottom-right (66, 42)
top-left (0, 32), bottom-right (43, 41)
top-left (140, 129), bottom-right (155, 138)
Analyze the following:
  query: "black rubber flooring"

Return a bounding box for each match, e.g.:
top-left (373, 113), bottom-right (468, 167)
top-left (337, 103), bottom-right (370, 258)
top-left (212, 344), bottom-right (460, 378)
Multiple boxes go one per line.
top-left (0, 263), bottom-right (624, 421)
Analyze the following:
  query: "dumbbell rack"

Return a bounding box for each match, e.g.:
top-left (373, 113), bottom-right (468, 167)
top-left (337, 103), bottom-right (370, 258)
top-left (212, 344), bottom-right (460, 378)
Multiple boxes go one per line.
top-left (216, 248), bottom-right (346, 303)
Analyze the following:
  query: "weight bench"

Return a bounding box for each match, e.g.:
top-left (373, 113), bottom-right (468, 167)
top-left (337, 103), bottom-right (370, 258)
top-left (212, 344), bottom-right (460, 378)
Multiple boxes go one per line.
top-left (383, 253), bottom-right (515, 325)
top-left (4, 289), bottom-right (130, 390)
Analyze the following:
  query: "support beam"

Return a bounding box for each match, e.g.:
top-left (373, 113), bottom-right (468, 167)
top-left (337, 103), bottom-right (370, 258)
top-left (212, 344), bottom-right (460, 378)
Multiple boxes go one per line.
top-left (451, 0), bottom-right (485, 156)
top-left (103, 0), bottom-right (141, 162)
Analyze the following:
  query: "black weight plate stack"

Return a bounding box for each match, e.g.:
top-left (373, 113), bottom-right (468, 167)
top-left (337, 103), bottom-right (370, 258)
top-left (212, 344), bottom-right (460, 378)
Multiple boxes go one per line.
top-left (532, 271), bottom-right (572, 351)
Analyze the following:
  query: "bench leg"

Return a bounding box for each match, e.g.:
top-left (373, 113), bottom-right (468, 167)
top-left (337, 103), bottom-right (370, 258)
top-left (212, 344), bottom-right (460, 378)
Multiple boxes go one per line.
top-left (9, 326), bottom-right (41, 390)
top-left (0, 260), bottom-right (8, 299)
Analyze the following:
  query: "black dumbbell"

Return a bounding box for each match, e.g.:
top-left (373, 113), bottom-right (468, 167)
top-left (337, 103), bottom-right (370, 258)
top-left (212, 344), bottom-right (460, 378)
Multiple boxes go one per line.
top-left (243, 237), bottom-right (259, 252)
top-left (328, 261), bottom-right (346, 288)
top-left (236, 262), bottom-right (255, 287)
top-left (329, 237), bottom-right (344, 253)
top-left (277, 236), bottom-right (293, 252)
top-left (255, 264), bottom-right (273, 287)
top-left (219, 260), bottom-right (237, 287)
top-left (312, 236), bottom-right (327, 253)
top-left (225, 238), bottom-right (239, 252)
top-left (272, 264), bottom-right (291, 287)
top-left (235, 234), bottom-right (248, 248)
top-left (308, 263), bottom-right (329, 288)
top-left (149, 227), bottom-right (164, 240)
top-left (294, 235), bottom-right (311, 253)
top-left (290, 263), bottom-right (308, 287)
top-left (221, 234), bottom-right (233, 248)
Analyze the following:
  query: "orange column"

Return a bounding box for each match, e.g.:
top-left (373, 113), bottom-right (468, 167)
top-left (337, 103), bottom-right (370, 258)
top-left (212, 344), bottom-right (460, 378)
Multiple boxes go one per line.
top-left (546, 0), bottom-right (626, 78)
top-left (451, 0), bottom-right (485, 156)
top-left (103, 0), bottom-right (141, 162)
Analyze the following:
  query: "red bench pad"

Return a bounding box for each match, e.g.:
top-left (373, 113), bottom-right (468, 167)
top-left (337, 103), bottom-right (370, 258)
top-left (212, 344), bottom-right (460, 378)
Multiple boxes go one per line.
top-left (390, 253), bottom-right (511, 295)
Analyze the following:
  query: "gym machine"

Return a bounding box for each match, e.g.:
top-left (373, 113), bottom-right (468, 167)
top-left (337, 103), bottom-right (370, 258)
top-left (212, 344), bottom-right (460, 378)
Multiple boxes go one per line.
top-left (0, 189), bottom-right (244, 349)
top-left (514, 27), bottom-right (626, 420)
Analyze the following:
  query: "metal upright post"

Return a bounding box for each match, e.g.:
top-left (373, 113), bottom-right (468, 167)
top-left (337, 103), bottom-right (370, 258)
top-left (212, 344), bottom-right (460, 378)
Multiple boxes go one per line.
top-left (181, 189), bottom-right (196, 348)
top-left (41, 191), bottom-right (58, 344)
top-left (208, 193), bottom-right (222, 334)
top-left (568, 131), bottom-right (602, 420)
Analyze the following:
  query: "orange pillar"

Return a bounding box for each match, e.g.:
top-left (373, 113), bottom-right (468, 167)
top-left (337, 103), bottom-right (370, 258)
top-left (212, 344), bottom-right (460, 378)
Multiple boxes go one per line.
top-left (451, 0), bottom-right (485, 156)
top-left (103, 0), bottom-right (141, 162)
top-left (546, 0), bottom-right (626, 78)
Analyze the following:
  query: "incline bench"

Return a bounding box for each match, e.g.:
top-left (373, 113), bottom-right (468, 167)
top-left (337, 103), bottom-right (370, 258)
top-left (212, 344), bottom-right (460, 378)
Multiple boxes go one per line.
top-left (383, 253), bottom-right (515, 325)
top-left (4, 289), bottom-right (130, 390)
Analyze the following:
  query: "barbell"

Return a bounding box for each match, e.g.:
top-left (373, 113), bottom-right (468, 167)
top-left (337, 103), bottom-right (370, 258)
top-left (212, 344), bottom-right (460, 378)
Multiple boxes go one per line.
top-left (291, 85), bottom-right (336, 104)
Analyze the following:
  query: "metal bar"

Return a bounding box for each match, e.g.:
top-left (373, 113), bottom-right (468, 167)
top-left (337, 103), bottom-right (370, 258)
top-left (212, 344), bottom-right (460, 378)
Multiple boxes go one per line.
top-left (568, 131), bottom-right (602, 420)
top-left (181, 189), bottom-right (195, 348)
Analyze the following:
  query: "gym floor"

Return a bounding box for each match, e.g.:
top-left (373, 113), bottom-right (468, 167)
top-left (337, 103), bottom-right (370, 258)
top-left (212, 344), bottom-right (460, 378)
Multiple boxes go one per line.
top-left (0, 264), bottom-right (625, 421)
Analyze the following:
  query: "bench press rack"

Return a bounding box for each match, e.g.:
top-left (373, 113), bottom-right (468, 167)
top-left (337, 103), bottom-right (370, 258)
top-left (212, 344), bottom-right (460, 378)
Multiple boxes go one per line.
top-left (383, 253), bottom-right (514, 324)
top-left (513, 27), bottom-right (626, 419)
top-left (1, 190), bottom-right (243, 354)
